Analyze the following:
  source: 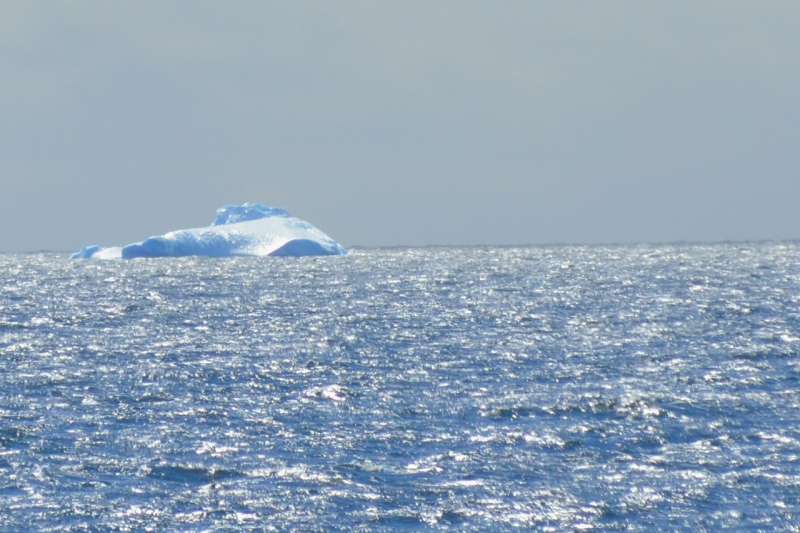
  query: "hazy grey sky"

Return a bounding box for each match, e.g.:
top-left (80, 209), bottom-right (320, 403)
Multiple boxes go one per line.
top-left (2, 1), bottom-right (798, 250)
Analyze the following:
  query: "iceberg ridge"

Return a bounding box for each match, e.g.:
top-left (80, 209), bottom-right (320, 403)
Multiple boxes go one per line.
top-left (72, 203), bottom-right (345, 260)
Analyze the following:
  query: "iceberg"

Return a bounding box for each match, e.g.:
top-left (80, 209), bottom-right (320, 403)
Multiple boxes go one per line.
top-left (72, 203), bottom-right (346, 259)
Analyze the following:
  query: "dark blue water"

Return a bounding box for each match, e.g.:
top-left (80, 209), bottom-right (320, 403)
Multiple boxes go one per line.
top-left (2, 244), bottom-right (800, 530)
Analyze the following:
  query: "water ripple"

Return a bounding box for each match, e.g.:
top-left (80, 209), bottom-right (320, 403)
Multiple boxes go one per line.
top-left (1, 245), bottom-right (800, 529)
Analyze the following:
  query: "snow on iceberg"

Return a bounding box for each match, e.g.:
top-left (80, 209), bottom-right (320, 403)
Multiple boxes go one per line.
top-left (72, 203), bottom-right (346, 259)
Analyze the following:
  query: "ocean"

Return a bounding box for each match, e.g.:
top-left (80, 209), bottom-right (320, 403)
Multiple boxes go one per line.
top-left (1, 244), bottom-right (799, 530)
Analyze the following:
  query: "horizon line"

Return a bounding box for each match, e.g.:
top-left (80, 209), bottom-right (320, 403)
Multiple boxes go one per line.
top-left (3, 236), bottom-right (799, 255)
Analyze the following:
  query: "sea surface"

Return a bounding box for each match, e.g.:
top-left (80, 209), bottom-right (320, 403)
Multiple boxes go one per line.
top-left (1, 244), bottom-right (800, 531)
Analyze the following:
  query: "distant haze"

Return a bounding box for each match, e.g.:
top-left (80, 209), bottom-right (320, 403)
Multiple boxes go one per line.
top-left (2, 1), bottom-right (798, 250)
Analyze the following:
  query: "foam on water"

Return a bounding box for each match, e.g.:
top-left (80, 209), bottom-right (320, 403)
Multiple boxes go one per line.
top-left (2, 244), bottom-right (800, 530)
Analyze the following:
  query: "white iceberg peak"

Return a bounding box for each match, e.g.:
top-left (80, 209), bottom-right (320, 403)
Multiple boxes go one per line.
top-left (72, 203), bottom-right (345, 259)
top-left (212, 203), bottom-right (290, 226)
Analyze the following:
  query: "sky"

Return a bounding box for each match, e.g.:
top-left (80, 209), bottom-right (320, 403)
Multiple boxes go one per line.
top-left (2, 1), bottom-right (799, 250)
